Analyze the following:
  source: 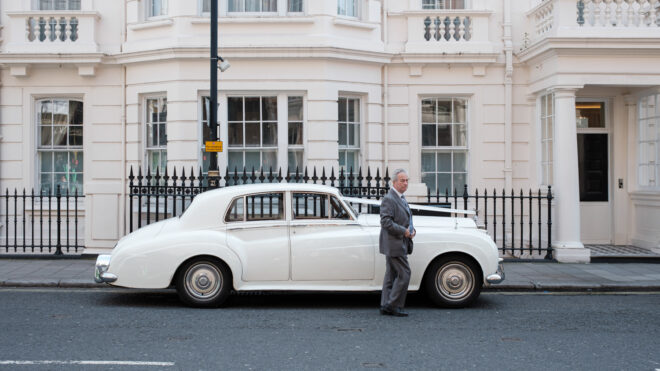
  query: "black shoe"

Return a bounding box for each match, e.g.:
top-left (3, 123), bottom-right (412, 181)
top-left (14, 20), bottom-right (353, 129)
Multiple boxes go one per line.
top-left (391, 307), bottom-right (409, 317)
top-left (379, 306), bottom-right (393, 315)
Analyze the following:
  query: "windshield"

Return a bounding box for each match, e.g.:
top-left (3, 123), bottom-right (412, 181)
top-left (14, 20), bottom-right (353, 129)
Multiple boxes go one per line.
top-left (346, 200), bottom-right (360, 218)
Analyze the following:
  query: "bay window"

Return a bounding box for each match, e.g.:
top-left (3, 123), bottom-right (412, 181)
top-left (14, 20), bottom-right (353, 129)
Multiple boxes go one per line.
top-left (638, 92), bottom-right (660, 188)
top-left (227, 96), bottom-right (279, 173)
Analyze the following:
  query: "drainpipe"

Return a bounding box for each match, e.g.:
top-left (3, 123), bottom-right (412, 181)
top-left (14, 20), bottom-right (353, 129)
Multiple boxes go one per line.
top-left (503, 0), bottom-right (513, 189)
top-left (120, 0), bottom-right (127, 237)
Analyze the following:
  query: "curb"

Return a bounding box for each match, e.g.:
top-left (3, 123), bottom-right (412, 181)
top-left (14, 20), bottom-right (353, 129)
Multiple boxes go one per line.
top-left (2, 281), bottom-right (659, 292)
top-left (485, 284), bottom-right (660, 292)
top-left (0, 280), bottom-right (105, 288)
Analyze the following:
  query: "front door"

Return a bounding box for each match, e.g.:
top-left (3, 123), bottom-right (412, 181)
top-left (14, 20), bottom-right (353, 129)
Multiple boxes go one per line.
top-left (576, 101), bottom-right (612, 243)
top-left (289, 192), bottom-right (375, 281)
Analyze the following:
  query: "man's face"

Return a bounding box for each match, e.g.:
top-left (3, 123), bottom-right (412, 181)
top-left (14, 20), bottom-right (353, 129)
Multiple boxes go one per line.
top-left (393, 172), bottom-right (409, 194)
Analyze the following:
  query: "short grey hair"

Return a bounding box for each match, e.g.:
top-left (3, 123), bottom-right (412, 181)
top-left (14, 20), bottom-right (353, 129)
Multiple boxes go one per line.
top-left (392, 168), bottom-right (408, 181)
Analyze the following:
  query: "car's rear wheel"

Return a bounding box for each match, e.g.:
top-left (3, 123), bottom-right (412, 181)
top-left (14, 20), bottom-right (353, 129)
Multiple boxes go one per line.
top-left (425, 255), bottom-right (482, 308)
top-left (176, 257), bottom-right (231, 308)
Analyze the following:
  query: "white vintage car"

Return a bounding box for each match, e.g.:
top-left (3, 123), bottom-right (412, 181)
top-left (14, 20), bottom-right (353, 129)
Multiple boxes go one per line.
top-left (95, 183), bottom-right (504, 308)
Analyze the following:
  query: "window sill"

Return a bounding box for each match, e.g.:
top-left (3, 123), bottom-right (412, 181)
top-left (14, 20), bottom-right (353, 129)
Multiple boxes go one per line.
top-left (333, 18), bottom-right (378, 30)
top-left (191, 16), bottom-right (314, 25)
top-left (128, 18), bottom-right (174, 31)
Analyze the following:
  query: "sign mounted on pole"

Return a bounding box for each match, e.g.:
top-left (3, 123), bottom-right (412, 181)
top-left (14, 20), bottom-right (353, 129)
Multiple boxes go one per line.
top-left (205, 141), bottom-right (223, 152)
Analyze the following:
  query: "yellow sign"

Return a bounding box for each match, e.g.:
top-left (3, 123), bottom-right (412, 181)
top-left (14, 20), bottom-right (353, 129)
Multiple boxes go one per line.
top-left (205, 141), bottom-right (223, 152)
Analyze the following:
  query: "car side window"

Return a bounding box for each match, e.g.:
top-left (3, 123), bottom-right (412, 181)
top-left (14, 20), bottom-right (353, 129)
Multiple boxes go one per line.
top-left (292, 193), bottom-right (329, 219)
top-left (225, 192), bottom-right (284, 223)
top-left (330, 196), bottom-right (351, 220)
top-left (225, 197), bottom-right (245, 222)
top-left (246, 193), bottom-right (284, 221)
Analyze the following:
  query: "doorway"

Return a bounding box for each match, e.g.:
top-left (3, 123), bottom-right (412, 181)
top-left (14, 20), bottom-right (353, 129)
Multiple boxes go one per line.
top-left (576, 101), bottom-right (612, 243)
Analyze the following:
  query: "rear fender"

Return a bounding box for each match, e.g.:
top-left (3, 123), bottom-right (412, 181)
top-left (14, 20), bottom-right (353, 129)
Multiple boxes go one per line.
top-left (108, 232), bottom-right (242, 289)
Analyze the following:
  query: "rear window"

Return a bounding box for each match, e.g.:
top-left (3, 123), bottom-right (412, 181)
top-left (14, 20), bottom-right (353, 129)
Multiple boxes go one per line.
top-left (225, 192), bottom-right (284, 222)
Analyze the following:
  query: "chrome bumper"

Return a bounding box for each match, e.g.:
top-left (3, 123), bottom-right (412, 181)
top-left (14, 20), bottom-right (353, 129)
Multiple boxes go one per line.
top-left (486, 259), bottom-right (505, 284)
top-left (94, 254), bottom-right (118, 284)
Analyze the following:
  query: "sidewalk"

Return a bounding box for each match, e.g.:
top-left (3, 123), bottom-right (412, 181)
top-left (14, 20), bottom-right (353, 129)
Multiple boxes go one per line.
top-left (0, 256), bottom-right (659, 291)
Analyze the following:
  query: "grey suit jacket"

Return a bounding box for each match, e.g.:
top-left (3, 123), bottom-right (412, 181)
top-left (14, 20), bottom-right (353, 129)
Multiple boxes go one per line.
top-left (379, 188), bottom-right (414, 257)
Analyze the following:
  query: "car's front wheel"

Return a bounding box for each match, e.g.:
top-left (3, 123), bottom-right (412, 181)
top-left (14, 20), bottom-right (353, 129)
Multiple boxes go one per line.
top-left (176, 257), bottom-right (231, 308)
top-left (425, 255), bottom-right (482, 308)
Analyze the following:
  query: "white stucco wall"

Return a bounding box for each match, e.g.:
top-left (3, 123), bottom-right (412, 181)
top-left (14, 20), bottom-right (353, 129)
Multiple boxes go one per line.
top-left (1, 0), bottom-right (659, 253)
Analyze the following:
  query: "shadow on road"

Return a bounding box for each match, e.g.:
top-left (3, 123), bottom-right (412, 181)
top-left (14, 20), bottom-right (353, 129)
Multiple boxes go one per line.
top-left (96, 289), bottom-right (497, 310)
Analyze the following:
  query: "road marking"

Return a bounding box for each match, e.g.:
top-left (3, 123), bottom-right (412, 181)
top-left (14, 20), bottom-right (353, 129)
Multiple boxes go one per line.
top-left (0, 360), bottom-right (174, 366)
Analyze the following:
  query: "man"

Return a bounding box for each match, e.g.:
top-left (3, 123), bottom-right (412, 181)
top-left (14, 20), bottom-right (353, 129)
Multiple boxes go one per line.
top-left (379, 169), bottom-right (415, 317)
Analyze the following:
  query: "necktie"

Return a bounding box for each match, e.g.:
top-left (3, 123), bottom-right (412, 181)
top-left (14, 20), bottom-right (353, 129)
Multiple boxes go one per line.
top-left (401, 195), bottom-right (414, 234)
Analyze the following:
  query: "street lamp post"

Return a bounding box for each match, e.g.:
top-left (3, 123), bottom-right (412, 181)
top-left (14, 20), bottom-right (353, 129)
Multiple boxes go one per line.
top-left (208, 0), bottom-right (219, 187)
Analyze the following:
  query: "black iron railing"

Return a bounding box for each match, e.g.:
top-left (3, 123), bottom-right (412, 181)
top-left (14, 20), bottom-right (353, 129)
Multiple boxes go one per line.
top-left (1, 185), bottom-right (84, 255)
top-left (425, 186), bottom-right (553, 259)
top-left (128, 166), bottom-right (553, 259)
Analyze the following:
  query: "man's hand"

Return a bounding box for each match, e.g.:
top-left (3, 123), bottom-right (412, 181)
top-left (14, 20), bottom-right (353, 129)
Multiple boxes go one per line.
top-left (410, 229), bottom-right (416, 239)
top-left (404, 229), bottom-right (411, 238)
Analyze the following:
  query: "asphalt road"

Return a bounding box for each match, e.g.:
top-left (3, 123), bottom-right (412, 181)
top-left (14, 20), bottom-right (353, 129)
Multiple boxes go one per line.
top-left (0, 288), bottom-right (658, 371)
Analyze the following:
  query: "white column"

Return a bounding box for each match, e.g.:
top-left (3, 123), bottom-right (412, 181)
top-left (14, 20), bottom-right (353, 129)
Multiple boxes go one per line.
top-left (551, 87), bottom-right (590, 263)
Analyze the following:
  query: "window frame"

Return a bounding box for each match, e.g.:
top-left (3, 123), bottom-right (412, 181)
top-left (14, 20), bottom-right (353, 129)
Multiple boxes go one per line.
top-left (220, 93), bottom-right (305, 176)
top-left (226, 95), bottom-right (279, 174)
top-left (539, 93), bottom-right (555, 187)
top-left (35, 97), bottom-right (84, 195)
top-left (33, 0), bottom-right (81, 10)
top-left (227, 0), bottom-right (278, 14)
top-left (421, 0), bottom-right (468, 10)
top-left (291, 192), bottom-right (354, 221)
top-left (144, 96), bottom-right (168, 174)
top-left (637, 92), bottom-right (660, 189)
top-left (337, 0), bottom-right (360, 18)
top-left (420, 97), bottom-right (469, 195)
top-left (287, 95), bottom-right (305, 175)
top-left (338, 96), bottom-right (362, 175)
top-left (147, 0), bottom-right (169, 19)
top-left (224, 192), bottom-right (286, 223)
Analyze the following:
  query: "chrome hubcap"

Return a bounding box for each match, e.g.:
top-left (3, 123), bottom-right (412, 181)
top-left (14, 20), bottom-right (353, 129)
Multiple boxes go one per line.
top-left (436, 262), bottom-right (474, 301)
top-left (185, 263), bottom-right (222, 300)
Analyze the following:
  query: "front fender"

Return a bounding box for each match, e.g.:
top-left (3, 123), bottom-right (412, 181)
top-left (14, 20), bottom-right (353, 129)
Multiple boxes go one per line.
top-left (409, 228), bottom-right (499, 287)
top-left (107, 230), bottom-right (242, 289)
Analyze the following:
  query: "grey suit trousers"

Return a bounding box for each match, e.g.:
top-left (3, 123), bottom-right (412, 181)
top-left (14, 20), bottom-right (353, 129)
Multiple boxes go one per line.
top-left (380, 255), bottom-right (411, 309)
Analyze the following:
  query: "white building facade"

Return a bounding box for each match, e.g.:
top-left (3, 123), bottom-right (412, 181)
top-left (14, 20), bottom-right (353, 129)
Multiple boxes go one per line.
top-left (1, 0), bottom-right (659, 262)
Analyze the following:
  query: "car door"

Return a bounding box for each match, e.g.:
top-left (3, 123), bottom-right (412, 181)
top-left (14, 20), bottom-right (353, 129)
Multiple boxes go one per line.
top-left (289, 192), bottom-right (375, 281)
top-left (225, 192), bottom-right (289, 281)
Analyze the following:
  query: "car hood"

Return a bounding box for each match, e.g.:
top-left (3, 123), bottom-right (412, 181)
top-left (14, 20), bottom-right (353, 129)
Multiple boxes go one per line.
top-left (357, 214), bottom-right (477, 229)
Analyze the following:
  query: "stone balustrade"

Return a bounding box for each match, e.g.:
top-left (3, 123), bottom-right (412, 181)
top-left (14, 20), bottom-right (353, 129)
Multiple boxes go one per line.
top-left (4, 11), bottom-right (100, 54)
top-left (402, 10), bottom-right (495, 55)
top-left (423, 15), bottom-right (472, 42)
top-left (526, 0), bottom-right (660, 44)
top-left (579, 0), bottom-right (660, 27)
